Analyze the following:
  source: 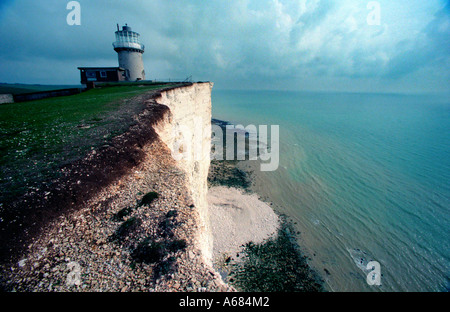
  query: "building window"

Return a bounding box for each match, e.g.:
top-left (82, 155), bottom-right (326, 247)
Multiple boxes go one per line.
top-left (100, 71), bottom-right (107, 78)
top-left (86, 71), bottom-right (96, 78)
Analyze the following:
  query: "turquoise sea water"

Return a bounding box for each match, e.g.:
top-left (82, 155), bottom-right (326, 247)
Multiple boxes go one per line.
top-left (211, 90), bottom-right (450, 292)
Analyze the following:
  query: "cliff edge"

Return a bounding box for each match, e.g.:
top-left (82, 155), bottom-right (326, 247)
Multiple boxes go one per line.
top-left (0, 82), bottom-right (231, 292)
top-left (153, 83), bottom-right (214, 266)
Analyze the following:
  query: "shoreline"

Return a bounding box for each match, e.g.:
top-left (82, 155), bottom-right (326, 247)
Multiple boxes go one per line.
top-left (208, 119), bottom-right (324, 292)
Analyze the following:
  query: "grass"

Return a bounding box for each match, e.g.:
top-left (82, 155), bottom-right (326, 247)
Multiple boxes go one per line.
top-left (158, 212), bottom-right (179, 239)
top-left (132, 239), bottom-right (166, 264)
top-left (112, 206), bottom-right (135, 222)
top-left (131, 238), bottom-right (187, 264)
top-left (0, 84), bottom-right (171, 206)
top-left (0, 83), bottom-right (82, 95)
top-left (131, 237), bottom-right (186, 279)
top-left (123, 199), bottom-right (185, 280)
top-left (138, 192), bottom-right (159, 207)
top-left (95, 81), bottom-right (178, 88)
top-left (112, 192), bottom-right (160, 222)
top-left (110, 217), bottom-right (142, 242)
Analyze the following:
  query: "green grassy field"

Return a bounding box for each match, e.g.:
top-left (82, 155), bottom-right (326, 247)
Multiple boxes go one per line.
top-left (0, 83), bottom-right (82, 95)
top-left (0, 83), bottom-right (173, 205)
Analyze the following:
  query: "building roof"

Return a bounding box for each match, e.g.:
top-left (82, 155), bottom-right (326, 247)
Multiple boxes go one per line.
top-left (78, 67), bottom-right (125, 71)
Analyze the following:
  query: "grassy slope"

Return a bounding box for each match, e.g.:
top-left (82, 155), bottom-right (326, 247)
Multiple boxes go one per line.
top-left (0, 84), bottom-right (170, 206)
top-left (0, 84), bottom-right (82, 95)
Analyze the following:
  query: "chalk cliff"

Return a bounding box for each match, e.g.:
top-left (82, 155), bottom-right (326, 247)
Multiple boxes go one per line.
top-left (0, 82), bottom-right (232, 292)
top-left (154, 83), bottom-right (214, 265)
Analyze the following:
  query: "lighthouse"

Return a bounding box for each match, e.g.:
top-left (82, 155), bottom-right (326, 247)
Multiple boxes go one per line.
top-left (113, 24), bottom-right (146, 81)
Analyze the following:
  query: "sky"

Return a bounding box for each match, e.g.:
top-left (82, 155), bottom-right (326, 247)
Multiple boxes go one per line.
top-left (0, 0), bottom-right (449, 93)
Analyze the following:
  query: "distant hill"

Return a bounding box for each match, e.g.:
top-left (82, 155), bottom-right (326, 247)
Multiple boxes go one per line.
top-left (0, 83), bottom-right (83, 95)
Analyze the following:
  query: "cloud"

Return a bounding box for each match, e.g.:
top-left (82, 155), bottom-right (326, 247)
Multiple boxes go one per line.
top-left (382, 2), bottom-right (450, 79)
top-left (0, 0), bottom-right (448, 92)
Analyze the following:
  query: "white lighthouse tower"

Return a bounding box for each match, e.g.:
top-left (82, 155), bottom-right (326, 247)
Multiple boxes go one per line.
top-left (113, 24), bottom-right (146, 81)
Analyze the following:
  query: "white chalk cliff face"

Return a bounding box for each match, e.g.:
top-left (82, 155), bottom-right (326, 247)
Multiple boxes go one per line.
top-left (153, 83), bottom-right (213, 265)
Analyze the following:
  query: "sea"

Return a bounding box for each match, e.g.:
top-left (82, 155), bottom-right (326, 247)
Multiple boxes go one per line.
top-left (211, 89), bottom-right (450, 292)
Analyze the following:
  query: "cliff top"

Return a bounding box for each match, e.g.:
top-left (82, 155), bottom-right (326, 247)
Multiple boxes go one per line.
top-left (0, 82), bottom-right (191, 264)
top-left (0, 81), bottom-right (232, 292)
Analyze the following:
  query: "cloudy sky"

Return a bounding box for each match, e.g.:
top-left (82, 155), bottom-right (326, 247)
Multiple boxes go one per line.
top-left (0, 0), bottom-right (449, 92)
